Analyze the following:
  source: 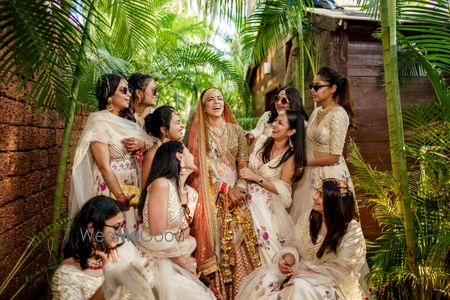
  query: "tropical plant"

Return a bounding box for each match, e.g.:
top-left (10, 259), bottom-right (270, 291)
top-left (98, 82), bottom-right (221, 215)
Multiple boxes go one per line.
top-left (241, 0), bottom-right (316, 102)
top-left (379, 0), bottom-right (417, 273)
top-left (354, 0), bottom-right (450, 297)
top-left (351, 95), bottom-right (450, 298)
top-left (0, 218), bottom-right (70, 298)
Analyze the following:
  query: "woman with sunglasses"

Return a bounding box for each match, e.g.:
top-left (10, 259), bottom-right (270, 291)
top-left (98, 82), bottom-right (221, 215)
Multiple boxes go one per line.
top-left (290, 66), bottom-right (356, 223)
top-left (141, 106), bottom-right (185, 186)
top-left (52, 195), bottom-right (155, 299)
top-left (70, 74), bottom-right (153, 234)
top-left (237, 178), bottom-right (366, 300)
top-left (239, 110), bottom-right (305, 266)
top-left (128, 72), bottom-right (158, 128)
top-left (246, 86), bottom-right (308, 143)
top-left (135, 141), bottom-right (215, 299)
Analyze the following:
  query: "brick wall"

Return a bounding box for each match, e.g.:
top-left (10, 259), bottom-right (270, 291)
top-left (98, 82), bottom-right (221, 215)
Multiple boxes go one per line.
top-left (0, 77), bottom-right (87, 299)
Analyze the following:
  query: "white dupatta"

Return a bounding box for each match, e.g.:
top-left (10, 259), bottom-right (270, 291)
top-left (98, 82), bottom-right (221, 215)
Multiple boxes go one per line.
top-left (69, 110), bottom-right (153, 218)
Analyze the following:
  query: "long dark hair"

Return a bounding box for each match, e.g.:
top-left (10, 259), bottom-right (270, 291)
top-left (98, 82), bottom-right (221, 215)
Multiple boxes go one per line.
top-left (96, 73), bottom-right (136, 122)
top-left (144, 105), bottom-right (176, 138)
top-left (268, 86), bottom-right (309, 124)
top-left (309, 178), bottom-right (358, 258)
top-left (128, 73), bottom-right (154, 104)
top-left (138, 141), bottom-right (184, 218)
top-left (63, 196), bottom-right (124, 269)
top-left (259, 109), bottom-right (306, 182)
top-left (317, 66), bottom-right (356, 128)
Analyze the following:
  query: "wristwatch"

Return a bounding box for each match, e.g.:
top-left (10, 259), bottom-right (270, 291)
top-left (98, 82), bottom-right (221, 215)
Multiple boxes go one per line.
top-left (258, 177), bottom-right (264, 184)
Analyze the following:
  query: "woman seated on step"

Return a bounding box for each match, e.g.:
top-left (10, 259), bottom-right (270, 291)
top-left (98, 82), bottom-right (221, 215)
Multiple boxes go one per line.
top-left (237, 178), bottom-right (367, 300)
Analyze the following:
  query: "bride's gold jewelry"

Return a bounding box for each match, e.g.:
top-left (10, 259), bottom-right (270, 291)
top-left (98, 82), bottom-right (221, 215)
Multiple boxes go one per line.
top-left (208, 122), bottom-right (226, 137)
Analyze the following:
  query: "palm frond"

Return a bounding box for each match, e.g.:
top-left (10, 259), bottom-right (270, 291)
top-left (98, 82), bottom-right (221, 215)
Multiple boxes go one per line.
top-left (0, 218), bottom-right (69, 296)
top-left (241, 0), bottom-right (297, 66)
top-left (197, 0), bottom-right (249, 28)
top-left (0, 0), bottom-right (101, 114)
top-left (159, 43), bottom-right (251, 102)
top-left (98, 0), bottom-right (169, 58)
top-left (398, 0), bottom-right (450, 74)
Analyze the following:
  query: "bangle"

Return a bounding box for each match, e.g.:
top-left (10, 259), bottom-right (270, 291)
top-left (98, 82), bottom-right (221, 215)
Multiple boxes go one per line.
top-left (219, 182), bottom-right (228, 194)
top-left (141, 143), bottom-right (148, 153)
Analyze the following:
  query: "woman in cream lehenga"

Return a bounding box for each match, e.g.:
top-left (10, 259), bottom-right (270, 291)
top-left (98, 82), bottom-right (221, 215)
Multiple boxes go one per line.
top-left (69, 74), bottom-right (153, 234)
top-left (246, 86), bottom-right (308, 142)
top-left (127, 72), bottom-right (158, 128)
top-left (135, 141), bottom-right (215, 299)
top-left (239, 110), bottom-right (305, 265)
top-left (187, 88), bottom-right (260, 299)
top-left (141, 106), bottom-right (184, 186)
top-left (290, 66), bottom-right (356, 223)
top-left (237, 178), bottom-right (367, 300)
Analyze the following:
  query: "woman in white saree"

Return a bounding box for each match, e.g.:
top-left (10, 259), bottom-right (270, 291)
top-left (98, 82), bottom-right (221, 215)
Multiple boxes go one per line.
top-left (135, 141), bottom-right (215, 299)
top-left (239, 110), bottom-right (306, 265)
top-left (69, 74), bottom-right (153, 233)
top-left (237, 178), bottom-right (366, 300)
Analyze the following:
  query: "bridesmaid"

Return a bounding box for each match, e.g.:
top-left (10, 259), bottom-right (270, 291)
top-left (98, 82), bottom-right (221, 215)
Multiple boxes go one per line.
top-left (127, 72), bottom-right (158, 128)
top-left (240, 109), bottom-right (305, 265)
top-left (141, 106), bottom-right (184, 186)
top-left (246, 86), bottom-right (308, 142)
top-left (290, 66), bottom-right (356, 223)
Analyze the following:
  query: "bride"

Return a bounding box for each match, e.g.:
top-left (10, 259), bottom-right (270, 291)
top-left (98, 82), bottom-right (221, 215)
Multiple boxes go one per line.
top-left (240, 110), bottom-right (306, 265)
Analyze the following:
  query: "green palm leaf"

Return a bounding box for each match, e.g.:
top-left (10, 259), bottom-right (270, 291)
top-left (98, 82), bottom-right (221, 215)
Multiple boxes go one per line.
top-left (398, 0), bottom-right (450, 74)
top-left (0, 0), bottom-right (101, 114)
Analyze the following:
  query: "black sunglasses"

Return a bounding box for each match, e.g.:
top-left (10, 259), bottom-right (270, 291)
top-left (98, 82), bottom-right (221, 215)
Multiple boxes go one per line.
top-left (272, 95), bottom-right (291, 105)
top-left (118, 87), bottom-right (133, 95)
top-left (309, 83), bottom-right (331, 92)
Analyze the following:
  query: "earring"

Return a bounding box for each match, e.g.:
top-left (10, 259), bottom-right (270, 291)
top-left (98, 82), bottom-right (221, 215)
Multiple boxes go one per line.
top-left (106, 97), bottom-right (113, 112)
top-left (289, 137), bottom-right (293, 149)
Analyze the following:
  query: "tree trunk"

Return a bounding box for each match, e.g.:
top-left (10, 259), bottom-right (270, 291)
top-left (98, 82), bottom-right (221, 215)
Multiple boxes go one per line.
top-left (296, 16), bottom-right (305, 106)
top-left (379, 0), bottom-right (417, 274)
top-left (51, 0), bottom-right (97, 261)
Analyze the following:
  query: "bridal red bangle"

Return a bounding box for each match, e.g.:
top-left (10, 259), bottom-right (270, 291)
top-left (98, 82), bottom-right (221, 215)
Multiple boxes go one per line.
top-left (141, 144), bottom-right (148, 153)
top-left (219, 182), bottom-right (228, 194)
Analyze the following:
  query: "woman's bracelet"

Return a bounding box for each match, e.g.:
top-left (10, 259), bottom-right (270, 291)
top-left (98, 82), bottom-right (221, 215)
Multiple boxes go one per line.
top-left (219, 182), bottom-right (228, 194)
top-left (141, 143), bottom-right (148, 154)
top-left (258, 176), bottom-right (264, 185)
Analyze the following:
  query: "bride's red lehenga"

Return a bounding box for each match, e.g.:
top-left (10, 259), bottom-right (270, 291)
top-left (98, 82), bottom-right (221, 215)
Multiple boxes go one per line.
top-left (188, 88), bottom-right (260, 299)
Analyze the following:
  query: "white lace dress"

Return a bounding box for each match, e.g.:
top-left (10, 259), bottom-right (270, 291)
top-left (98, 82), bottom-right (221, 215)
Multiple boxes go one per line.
top-left (290, 106), bottom-right (355, 223)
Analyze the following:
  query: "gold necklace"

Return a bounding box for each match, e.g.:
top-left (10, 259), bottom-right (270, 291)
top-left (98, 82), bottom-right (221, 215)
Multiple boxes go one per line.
top-left (208, 122), bottom-right (226, 137)
top-left (318, 102), bottom-right (337, 116)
